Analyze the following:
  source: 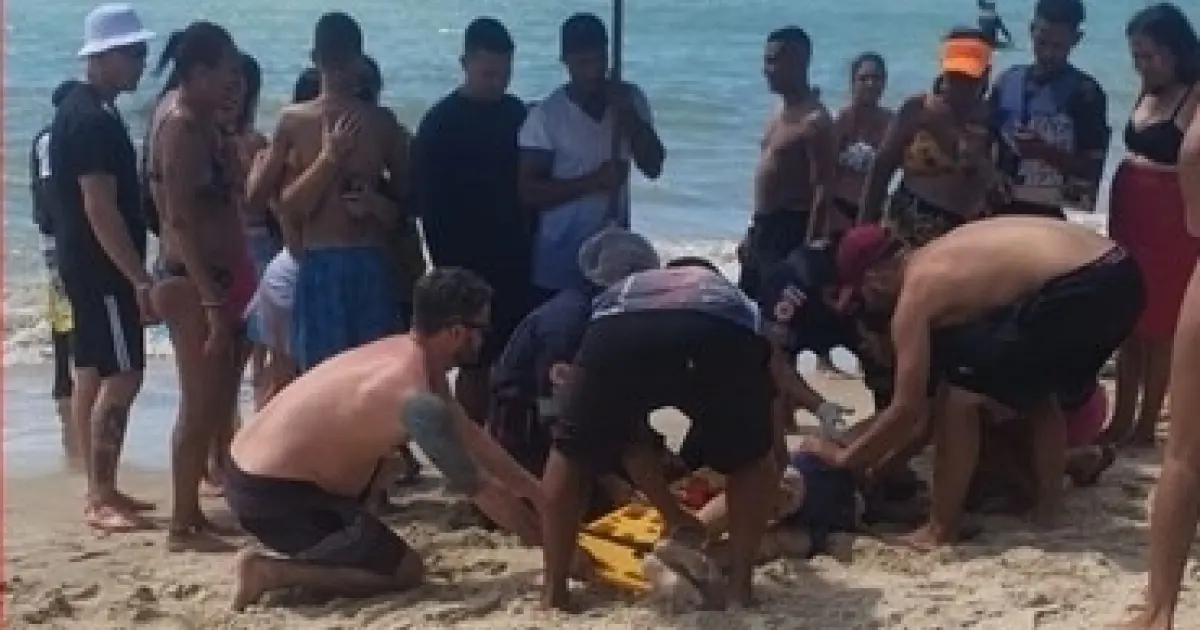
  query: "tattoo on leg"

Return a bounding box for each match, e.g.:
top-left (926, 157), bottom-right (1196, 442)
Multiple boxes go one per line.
top-left (92, 404), bottom-right (131, 490)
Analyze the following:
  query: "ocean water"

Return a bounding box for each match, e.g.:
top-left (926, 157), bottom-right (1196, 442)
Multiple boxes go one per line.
top-left (3, 0), bottom-right (1194, 364)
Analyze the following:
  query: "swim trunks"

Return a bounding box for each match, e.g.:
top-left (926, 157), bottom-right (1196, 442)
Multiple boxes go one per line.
top-left (224, 460), bottom-right (413, 576)
top-left (932, 246), bottom-right (1145, 411)
top-left (246, 249), bottom-right (298, 353)
top-left (554, 310), bottom-right (775, 474)
top-left (292, 246), bottom-right (403, 371)
top-left (739, 211), bottom-right (811, 297)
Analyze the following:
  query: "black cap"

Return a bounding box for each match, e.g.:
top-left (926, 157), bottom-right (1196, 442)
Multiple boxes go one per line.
top-left (561, 13), bottom-right (607, 56)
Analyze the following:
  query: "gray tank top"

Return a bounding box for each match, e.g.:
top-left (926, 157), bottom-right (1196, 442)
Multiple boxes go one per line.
top-left (592, 266), bottom-right (762, 334)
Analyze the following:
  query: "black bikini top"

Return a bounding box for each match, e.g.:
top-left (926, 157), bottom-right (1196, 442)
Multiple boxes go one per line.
top-left (1124, 85), bottom-right (1193, 166)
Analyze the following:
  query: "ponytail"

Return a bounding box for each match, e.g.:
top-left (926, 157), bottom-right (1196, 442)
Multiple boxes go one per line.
top-left (154, 30), bottom-right (184, 97)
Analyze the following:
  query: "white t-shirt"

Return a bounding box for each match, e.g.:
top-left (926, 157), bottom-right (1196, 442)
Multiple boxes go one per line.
top-left (518, 84), bottom-right (654, 291)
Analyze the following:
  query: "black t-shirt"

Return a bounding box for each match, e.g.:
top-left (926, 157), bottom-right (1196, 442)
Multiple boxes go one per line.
top-left (49, 83), bottom-right (147, 288)
top-left (757, 242), bottom-right (856, 357)
top-left (413, 91), bottom-right (530, 279)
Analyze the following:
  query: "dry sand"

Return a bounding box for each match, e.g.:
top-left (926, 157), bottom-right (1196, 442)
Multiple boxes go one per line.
top-left (4, 375), bottom-right (1196, 629)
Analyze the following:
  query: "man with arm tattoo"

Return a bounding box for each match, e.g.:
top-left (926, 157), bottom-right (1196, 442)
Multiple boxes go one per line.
top-left (226, 268), bottom-right (557, 611)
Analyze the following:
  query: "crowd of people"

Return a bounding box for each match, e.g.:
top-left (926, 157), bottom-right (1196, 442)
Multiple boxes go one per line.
top-left (25, 0), bottom-right (1200, 627)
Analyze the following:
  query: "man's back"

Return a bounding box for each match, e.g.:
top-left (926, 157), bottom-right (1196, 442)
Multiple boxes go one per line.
top-left (909, 217), bottom-right (1116, 325)
top-left (232, 335), bottom-right (427, 494)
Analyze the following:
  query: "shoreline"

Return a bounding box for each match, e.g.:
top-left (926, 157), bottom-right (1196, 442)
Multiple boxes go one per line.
top-left (2, 374), bottom-right (1187, 628)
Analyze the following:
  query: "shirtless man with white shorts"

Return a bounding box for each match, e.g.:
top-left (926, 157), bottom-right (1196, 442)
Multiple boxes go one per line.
top-left (227, 268), bottom-right (545, 609)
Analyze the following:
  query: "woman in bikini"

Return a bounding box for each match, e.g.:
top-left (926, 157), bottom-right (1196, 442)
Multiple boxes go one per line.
top-left (859, 29), bottom-right (1000, 247)
top-left (1103, 5), bottom-right (1200, 450)
top-left (146, 22), bottom-right (246, 552)
top-left (831, 52), bottom-right (893, 233)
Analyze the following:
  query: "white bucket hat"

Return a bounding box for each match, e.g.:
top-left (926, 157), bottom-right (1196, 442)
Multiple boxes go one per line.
top-left (78, 4), bottom-right (154, 58)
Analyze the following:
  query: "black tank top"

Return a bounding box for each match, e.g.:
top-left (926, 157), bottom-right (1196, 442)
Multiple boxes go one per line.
top-left (1123, 85), bottom-right (1193, 166)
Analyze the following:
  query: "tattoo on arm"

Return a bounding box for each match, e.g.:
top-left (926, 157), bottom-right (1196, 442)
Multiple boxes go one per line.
top-left (403, 392), bottom-right (482, 496)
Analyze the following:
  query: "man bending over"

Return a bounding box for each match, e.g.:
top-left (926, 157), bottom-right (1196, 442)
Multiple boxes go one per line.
top-left (801, 218), bottom-right (1144, 549)
top-left (227, 268), bottom-right (544, 610)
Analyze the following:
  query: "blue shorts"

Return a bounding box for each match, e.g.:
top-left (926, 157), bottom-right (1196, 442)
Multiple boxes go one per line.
top-left (292, 246), bottom-right (404, 371)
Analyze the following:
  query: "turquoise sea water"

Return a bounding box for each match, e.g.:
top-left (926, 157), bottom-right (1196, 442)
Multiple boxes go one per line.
top-left (2, 0), bottom-right (1197, 472)
top-left (3, 0), bottom-right (1195, 360)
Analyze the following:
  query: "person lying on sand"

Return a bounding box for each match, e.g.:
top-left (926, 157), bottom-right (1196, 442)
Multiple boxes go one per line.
top-left (226, 269), bottom-right (549, 611)
top-left (798, 218), bottom-right (1145, 550)
top-left (540, 257), bottom-right (861, 611)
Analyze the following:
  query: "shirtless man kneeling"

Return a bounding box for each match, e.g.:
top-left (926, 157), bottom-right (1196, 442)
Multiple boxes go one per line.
top-left (227, 268), bottom-right (545, 610)
top-left (800, 217), bottom-right (1145, 549)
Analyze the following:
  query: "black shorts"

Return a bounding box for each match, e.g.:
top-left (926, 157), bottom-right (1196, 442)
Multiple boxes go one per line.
top-left (60, 278), bottom-right (144, 377)
top-left (739, 212), bottom-right (810, 298)
top-left (224, 461), bottom-right (413, 576)
top-left (933, 246), bottom-right (1145, 411)
top-left (554, 311), bottom-right (775, 475)
top-left (992, 200), bottom-right (1067, 220)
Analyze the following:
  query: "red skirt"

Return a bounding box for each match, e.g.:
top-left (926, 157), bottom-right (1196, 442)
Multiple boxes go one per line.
top-left (1108, 162), bottom-right (1200, 343)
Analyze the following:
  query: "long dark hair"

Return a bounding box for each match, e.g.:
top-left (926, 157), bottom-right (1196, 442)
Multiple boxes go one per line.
top-left (237, 52), bottom-right (262, 130)
top-left (1127, 3), bottom-right (1200, 84)
top-left (153, 22), bottom-right (235, 97)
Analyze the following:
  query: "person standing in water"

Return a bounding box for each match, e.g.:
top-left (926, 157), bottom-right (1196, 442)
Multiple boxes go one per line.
top-left (32, 79), bottom-right (84, 466)
top-left (831, 53), bottom-right (892, 232)
top-left (250, 12), bottom-right (410, 372)
top-left (518, 13), bottom-right (665, 305)
top-left (977, 0), bottom-right (1014, 49)
top-left (859, 28), bottom-right (998, 247)
top-left (1120, 18), bottom-right (1200, 628)
top-left (989, 0), bottom-right (1109, 220)
top-left (740, 26), bottom-right (836, 297)
top-left (147, 21), bottom-right (248, 552)
top-left (51, 3), bottom-right (157, 532)
top-left (415, 18), bottom-right (532, 421)
top-left (1103, 4), bottom-right (1200, 449)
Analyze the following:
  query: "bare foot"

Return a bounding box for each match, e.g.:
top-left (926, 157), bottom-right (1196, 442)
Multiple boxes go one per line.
top-left (538, 589), bottom-right (581, 613)
top-left (232, 549), bottom-right (276, 612)
top-left (1111, 612), bottom-right (1171, 630)
top-left (85, 504), bottom-right (153, 533)
top-left (891, 524), bottom-right (953, 552)
top-left (112, 491), bottom-right (156, 512)
top-left (167, 528), bottom-right (238, 553)
top-left (653, 538), bottom-right (726, 610)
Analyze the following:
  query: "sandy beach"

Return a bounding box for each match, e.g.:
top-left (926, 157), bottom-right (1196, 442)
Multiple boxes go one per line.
top-left (3, 374), bottom-right (1193, 629)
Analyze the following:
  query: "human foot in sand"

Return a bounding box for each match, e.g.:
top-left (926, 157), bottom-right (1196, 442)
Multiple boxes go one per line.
top-left (85, 503), bottom-right (153, 532)
top-left (1113, 612), bottom-right (1172, 630)
top-left (167, 515), bottom-right (240, 553)
top-left (112, 489), bottom-right (156, 512)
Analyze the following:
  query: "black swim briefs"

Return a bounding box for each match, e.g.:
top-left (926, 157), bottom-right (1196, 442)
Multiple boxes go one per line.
top-left (739, 211), bottom-right (811, 298)
top-left (223, 461), bottom-right (413, 576)
top-left (933, 246), bottom-right (1145, 411)
top-left (553, 310), bottom-right (776, 475)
